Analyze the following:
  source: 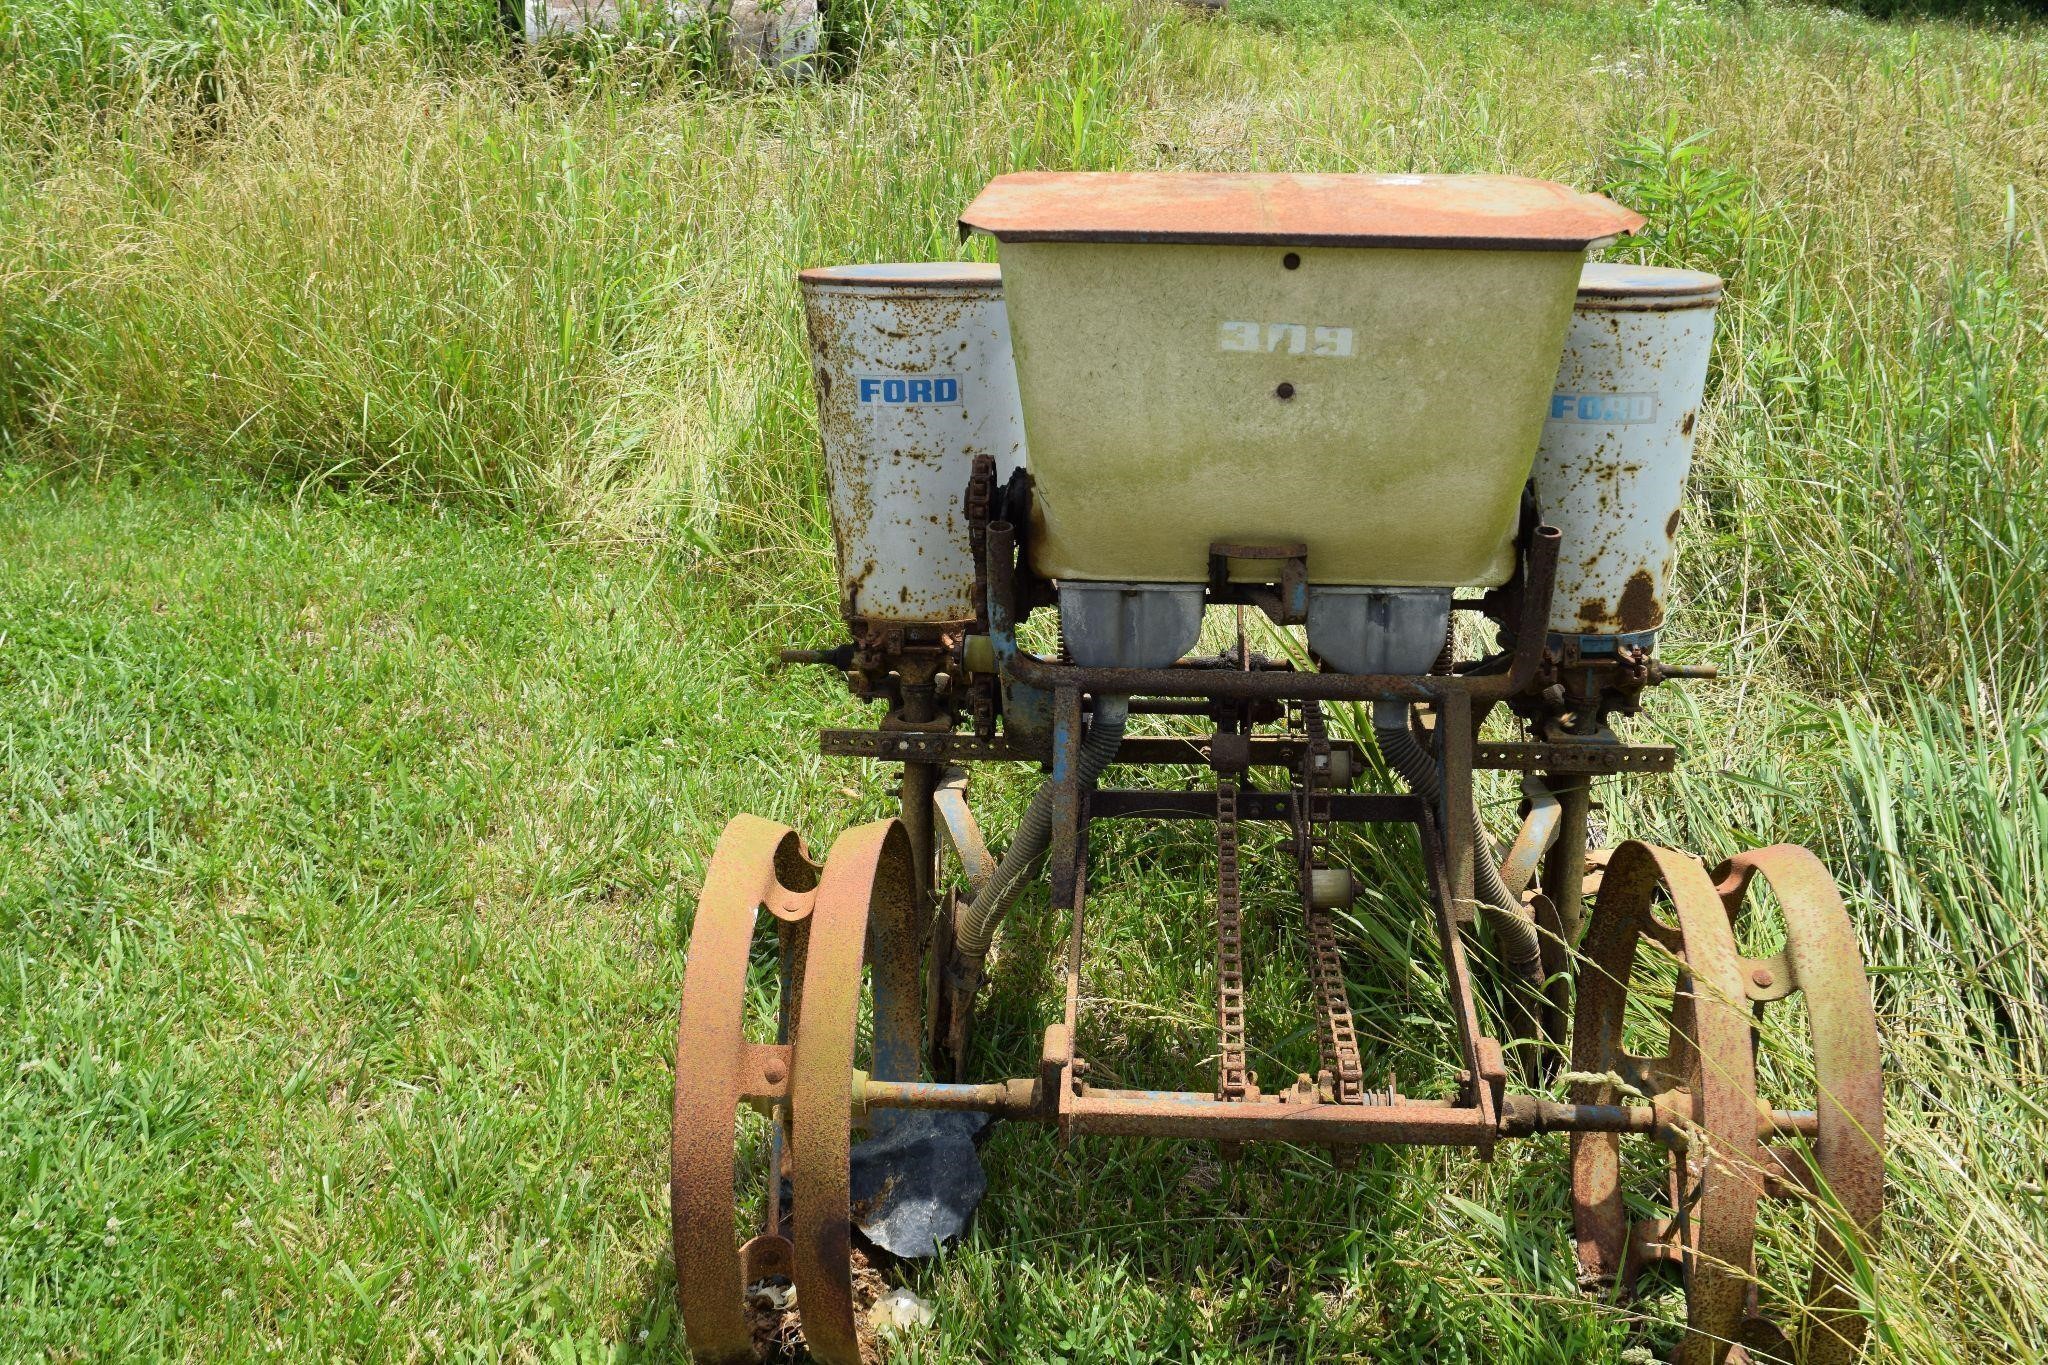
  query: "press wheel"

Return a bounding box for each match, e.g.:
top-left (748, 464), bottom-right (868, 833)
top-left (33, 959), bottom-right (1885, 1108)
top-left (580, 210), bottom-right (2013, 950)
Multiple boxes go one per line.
top-left (1573, 840), bottom-right (1761, 1363)
top-left (787, 819), bottom-right (923, 1362)
top-left (1571, 840), bottom-right (1883, 1363)
top-left (1712, 845), bottom-right (1884, 1365)
top-left (671, 816), bottom-right (923, 1365)
top-left (672, 816), bottom-right (819, 1363)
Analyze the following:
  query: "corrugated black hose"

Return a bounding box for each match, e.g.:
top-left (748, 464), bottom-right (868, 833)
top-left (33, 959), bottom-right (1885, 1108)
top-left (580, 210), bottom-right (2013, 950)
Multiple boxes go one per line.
top-left (954, 696), bottom-right (1128, 962)
top-left (1375, 715), bottom-right (1547, 992)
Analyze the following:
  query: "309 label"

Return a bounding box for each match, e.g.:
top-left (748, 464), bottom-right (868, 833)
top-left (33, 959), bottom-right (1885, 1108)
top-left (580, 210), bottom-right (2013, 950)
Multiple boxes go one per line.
top-left (1218, 321), bottom-right (1356, 358)
top-left (858, 375), bottom-right (960, 405)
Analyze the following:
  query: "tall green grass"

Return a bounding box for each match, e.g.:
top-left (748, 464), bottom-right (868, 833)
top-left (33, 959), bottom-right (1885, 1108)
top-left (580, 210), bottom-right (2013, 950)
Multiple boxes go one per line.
top-left (2, 0), bottom-right (2047, 1359)
top-left (3, 0), bottom-right (2043, 684)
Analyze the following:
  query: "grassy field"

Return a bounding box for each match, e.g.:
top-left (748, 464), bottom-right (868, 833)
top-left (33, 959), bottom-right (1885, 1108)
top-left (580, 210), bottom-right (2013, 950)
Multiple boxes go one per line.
top-left (3, 0), bottom-right (2048, 1359)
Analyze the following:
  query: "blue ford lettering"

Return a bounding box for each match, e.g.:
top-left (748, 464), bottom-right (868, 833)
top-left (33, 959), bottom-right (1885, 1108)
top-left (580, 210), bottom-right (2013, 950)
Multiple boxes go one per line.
top-left (1549, 391), bottom-right (1655, 425)
top-left (858, 375), bottom-right (961, 405)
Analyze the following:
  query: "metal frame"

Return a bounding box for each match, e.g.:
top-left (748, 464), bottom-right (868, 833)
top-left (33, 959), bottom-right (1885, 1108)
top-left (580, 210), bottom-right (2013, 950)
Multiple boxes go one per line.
top-left (673, 493), bottom-right (1885, 1364)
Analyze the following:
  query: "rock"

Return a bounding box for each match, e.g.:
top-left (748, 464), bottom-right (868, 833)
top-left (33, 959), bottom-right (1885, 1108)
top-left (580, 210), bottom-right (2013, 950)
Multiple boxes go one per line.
top-left (846, 1109), bottom-right (990, 1258)
top-left (520, 0), bottom-right (821, 79)
top-left (725, 0), bottom-right (821, 75)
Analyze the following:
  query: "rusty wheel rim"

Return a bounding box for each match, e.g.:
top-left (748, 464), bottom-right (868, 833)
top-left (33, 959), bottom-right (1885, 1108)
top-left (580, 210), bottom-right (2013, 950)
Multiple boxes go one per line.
top-left (788, 818), bottom-right (923, 1365)
top-left (672, 815), bottom-right (820, 1365)
top-left (1572, 840), bottom-right (1763, 1365)
top-left (1714, 845), bottom-right (1884, 1365)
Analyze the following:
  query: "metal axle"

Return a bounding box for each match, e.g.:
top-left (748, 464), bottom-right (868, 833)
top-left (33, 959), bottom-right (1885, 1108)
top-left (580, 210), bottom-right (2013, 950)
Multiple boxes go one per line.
top-left (815, 1076), bottom-right (1822, 1148)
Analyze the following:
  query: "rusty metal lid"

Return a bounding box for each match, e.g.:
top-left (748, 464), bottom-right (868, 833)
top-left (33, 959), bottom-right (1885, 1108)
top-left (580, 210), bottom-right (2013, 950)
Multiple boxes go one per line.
top-left (958, 173), bottom-right (1643, 251)
top-left (1575, 261), bottom-right (1723, 311)
top-left (798, 262), bottom-right (1002, 292)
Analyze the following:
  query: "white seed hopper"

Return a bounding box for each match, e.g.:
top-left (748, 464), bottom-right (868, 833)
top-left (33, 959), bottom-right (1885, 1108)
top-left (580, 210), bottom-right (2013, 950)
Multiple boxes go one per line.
top-left (960, 172), bottom-right (1644, 590)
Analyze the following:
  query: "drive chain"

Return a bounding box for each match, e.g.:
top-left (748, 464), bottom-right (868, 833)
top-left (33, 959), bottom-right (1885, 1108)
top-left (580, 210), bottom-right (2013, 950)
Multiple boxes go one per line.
top-left (1297, 703), bottom-right (1365, 1104)
top-left (1215, 777), bottom-right (1252, 1101)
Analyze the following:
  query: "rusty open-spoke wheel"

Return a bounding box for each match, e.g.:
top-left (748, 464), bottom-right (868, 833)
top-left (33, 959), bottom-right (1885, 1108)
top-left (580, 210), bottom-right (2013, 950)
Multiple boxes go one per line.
top-left (1572, 840), bottom-right (1883, 1364)
top-left (672, 816), bottom-right (924, 1365)
top-left (1573, 840), bottom-right (1762, 1364)
top-left (785, 819), bottom-right (924, 1363)
top-left (1711, 845), bottom-right (1884, 1365)
top-left (672, 815), bottom-right (821, 1364)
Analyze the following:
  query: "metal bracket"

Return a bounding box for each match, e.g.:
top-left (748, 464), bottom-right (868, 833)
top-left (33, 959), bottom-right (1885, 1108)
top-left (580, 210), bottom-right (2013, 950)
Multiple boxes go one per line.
top-left (1047, 687), bottom-right (1086, 911)
top-left (1208, 540), bottom-right (1309, 625)
top-left (1498, 774), bottom-right (1562, 897)
top-left (933, 768), bottom-right (993, 893)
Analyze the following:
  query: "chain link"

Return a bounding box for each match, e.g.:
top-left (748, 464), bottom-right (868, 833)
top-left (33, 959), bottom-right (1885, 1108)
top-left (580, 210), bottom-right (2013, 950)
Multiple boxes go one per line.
top-left (1214, 776), bottom-right (1252, 1101)
top-left (964, 454), bottom-right (996, 738)
top-left (1296, 702), bottom-right (1365, 1104)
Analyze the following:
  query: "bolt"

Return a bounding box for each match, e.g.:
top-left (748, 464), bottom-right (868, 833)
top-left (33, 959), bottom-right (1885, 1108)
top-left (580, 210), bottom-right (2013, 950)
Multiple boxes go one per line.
top-left (763, 1058), bottom-right (787, 1085)
top-left (1282, 252), bottom-right (1301, 270)
top-left (1750, 966), bottom-right (1775, 990)
top-left (1275, 382), bottom-right (1295, 400)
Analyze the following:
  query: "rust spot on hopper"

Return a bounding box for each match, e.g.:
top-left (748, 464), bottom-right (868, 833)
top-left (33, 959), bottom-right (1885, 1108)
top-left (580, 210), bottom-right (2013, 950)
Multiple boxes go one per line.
top-left (1617, 570), bottom-right (1661, 631)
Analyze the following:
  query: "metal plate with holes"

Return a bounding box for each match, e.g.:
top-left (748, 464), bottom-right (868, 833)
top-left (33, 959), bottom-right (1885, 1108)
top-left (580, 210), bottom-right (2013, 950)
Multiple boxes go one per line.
top-left (820, 730), bottom-right (1048, 763)
top-left (1474, 742), bottom-right (1675, 774)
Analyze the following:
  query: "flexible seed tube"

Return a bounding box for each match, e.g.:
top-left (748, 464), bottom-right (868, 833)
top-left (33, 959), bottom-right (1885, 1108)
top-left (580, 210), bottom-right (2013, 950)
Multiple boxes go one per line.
top-left (1374, 718), bottom-right (1546, 985)
top-left (954, 697), bottom-right (1129, 961)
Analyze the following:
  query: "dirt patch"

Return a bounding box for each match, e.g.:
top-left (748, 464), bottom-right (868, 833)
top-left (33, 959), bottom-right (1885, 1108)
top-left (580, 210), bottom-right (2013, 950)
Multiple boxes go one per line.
top-left (747, 1249), bottom-right (891, 1362)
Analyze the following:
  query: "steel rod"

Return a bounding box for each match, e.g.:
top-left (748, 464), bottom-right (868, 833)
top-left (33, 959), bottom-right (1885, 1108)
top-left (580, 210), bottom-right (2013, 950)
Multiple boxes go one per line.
top-left (861, 1079), bottom-right (1022, 1113)
top-left (1503, 1096), bottom-right (1819, 1139)
top-left (1088, 788), bottom-right (1423, 825)
top-left (1064, 1091), bottom-right (1487, 1145)
top-left (851, 1079), bottom-right (1822, 1147)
